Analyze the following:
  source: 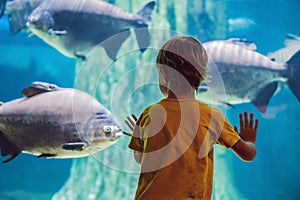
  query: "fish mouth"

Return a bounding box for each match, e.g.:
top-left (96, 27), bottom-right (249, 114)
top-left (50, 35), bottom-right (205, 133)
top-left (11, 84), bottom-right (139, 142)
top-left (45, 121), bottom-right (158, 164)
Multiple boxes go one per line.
top-left (112, 127), bottom-right (123, 139)
top-left (26, 21), bottom-right (32, 27)
top-left (114, 130), bottom-right (123, 138)
top-left (26, 20), bottom-right (36, 29)
top-left (107, 131), bottom-right (122, 142)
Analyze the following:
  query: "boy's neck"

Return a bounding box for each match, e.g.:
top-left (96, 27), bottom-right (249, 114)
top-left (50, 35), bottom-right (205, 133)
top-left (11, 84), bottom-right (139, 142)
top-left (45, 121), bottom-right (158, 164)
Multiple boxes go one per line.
top-left (167, 91), bottom-right (196, 100)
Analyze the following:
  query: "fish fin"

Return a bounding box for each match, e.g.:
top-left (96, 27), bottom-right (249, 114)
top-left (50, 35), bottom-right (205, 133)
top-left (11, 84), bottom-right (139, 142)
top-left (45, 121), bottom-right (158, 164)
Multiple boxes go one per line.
top-left (48, 28), bottom-right (67, 36)
top-left (22, 81), bottom-right (59, 97)
top-left (134, 1), bottom-right (155, 52)
top-left (103, 30), bottom-right (131, 60)
top-left (37, 153), bottom-right (56, 158)
top-left (75, 54), bottom-right (87, 61)
top-left (284, 33), bottom-right (300, 47)
top-left (63, 142), bottom-right (88, 151)
top-left (29, 81), bottom-right (59, 91)
top-left (134, 28), bottom-right (151, 53)
top-left (227, 38), bottom-right (257, 51)
top-left (22, 87), bottom-right (43, 97)
top-left (252, 82), bottom-right (278, 113)
top-left (27, 32), bottom-right (35, 37)
top-left (0, 0), bottom-right (7, 18)
top-left (0, 131), bottom-right (21, 163)
top-left (286, 33), bottom-right (300, 40)
top-left (137, 1), bottom-right (156, 25)
top-left (287, 50), bottom-right (300, 101)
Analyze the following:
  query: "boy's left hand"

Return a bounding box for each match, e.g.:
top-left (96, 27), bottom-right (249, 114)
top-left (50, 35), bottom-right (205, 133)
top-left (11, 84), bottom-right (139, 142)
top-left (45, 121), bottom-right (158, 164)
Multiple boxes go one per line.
top-left (122, 114), bottom-right (137, 137)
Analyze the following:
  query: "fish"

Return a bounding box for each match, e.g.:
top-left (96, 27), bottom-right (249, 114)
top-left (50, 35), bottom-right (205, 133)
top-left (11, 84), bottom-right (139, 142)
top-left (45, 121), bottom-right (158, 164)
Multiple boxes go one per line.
top-left (0, 0), bottom-right (46, 34)
top-left (198, 38), bottom-right (300, 113)
top-left (0, 81), bottom-right (122, 163)
top-left (25, 0), bottom-right (156, 60)
top-left (267, 34), bottom-right (300, 64)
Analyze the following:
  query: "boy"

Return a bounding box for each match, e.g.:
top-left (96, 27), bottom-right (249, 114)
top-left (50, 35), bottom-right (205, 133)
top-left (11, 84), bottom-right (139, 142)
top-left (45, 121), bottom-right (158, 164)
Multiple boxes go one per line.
top-left (124, 36), bottom-right (258, 200)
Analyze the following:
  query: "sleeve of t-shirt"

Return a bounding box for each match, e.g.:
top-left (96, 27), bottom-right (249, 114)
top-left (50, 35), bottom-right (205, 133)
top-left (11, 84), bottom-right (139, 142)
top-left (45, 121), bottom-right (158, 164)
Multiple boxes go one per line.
top-left (128, 125), bottom-right (144, 152)
top-left (215, 110), bottom-right (241, 148)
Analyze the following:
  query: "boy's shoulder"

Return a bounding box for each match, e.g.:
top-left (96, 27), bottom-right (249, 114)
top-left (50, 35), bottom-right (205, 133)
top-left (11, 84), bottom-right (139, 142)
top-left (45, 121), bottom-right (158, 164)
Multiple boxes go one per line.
top-left (144, 99), bottom-right (223, 115)
top-left (197, 101), bottom-right (224, 116)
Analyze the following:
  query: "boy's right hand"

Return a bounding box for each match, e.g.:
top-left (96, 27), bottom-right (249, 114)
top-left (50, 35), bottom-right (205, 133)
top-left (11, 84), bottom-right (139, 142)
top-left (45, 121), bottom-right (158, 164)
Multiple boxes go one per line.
top-left (234, 112), bottom-right (258, 144)
top-left (122, 114), bottom-right (138, 137)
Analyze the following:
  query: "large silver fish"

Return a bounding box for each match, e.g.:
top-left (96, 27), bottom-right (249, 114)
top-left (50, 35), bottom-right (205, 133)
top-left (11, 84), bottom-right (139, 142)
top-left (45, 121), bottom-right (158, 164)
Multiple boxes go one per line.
top-left (0, 0), bottom-right (45, 34)
top-left (0, 81), bottom-right (122, 163)
top-left (198, 38), bottom-right (300, 112)
top-left (25, 0), bottom-right (155, 60)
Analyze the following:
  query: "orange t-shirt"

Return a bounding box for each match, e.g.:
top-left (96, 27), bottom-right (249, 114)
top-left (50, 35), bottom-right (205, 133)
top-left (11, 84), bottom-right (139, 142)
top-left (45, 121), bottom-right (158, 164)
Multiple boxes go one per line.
top-left (129, 98), bottom-right (240, 200)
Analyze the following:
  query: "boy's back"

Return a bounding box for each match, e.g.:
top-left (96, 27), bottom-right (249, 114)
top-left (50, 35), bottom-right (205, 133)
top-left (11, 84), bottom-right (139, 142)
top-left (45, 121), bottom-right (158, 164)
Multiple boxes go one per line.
top-left (129, 98), bottom-right (240, 200)
top-left (126, 36), bottom-right (258, 200)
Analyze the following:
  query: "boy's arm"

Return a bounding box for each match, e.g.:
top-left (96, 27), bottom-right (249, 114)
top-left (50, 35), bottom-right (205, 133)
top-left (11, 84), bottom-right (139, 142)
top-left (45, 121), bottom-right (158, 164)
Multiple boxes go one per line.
top-left (231, 112), bottom-right (258, 162)
top-left (231, 138), bottom-right (256, 161)
top-left (124, 114), bottom-right (143, 165)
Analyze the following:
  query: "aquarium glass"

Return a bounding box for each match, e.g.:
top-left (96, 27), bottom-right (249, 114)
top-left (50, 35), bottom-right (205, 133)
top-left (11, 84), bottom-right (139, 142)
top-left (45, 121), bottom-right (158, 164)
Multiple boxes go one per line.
top-left (0, 0), bottom-right (299, 200)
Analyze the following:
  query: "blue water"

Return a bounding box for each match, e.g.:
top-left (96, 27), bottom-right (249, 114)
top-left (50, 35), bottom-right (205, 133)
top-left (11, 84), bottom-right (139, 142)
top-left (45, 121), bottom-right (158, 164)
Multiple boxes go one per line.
top-left (0, 0), bottom-right (300, 199)
top-left (0, 14), bottom-right (75, 200)
top-left (225, 2), bottom-right (300, 198)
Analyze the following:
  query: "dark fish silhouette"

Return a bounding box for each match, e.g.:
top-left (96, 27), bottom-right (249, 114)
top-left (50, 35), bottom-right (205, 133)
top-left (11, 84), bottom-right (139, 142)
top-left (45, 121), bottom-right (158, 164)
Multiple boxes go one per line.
top-left (198, 38), bottom-right (300, 112)
top-left (26, 0), bottom-right (155, 60)
top-left (0, 0), bottom-right (45, 34)
top-left (0, 82), bottom-right (122, 163)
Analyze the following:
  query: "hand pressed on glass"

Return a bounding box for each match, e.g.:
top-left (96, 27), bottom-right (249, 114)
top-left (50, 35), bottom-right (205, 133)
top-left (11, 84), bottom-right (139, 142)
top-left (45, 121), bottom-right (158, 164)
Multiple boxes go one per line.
top-left (234, 112), bottom-right (258, 143)
top-left (122, 114), bottom-right (137, 137)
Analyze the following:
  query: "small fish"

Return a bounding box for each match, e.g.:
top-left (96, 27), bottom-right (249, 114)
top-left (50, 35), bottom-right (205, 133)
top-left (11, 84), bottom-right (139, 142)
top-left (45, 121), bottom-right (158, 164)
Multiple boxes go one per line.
top-left (0, 81), bottom-right (122, 163)
top-left (25, 0), bottom-right (156, 60)
top-left (198, 38), bottom-right (300, 113)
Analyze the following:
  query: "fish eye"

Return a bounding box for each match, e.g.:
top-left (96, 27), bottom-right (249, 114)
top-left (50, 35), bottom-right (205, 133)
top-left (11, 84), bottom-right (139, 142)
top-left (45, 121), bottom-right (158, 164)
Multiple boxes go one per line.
top-left (103, 126), bottom-right (112, 135)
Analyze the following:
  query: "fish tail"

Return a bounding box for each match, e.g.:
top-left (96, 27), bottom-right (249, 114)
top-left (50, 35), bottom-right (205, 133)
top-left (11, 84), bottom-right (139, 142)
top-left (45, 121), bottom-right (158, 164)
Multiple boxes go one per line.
top-left (137, 1), bottom-right (155, 25)
top-left (287, 50), bottom-right (300, 101)
top-left (0, 0), bottom-right (7, 18)
top-left (134, 1), bottom-right (156, 52)
top-left (0, 131), bottom-right (21, 163)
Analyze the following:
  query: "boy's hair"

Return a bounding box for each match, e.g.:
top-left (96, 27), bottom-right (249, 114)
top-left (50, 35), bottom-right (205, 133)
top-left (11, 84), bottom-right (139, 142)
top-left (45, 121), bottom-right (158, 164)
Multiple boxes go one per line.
top-left (156, 36), bottom-right (208, 92)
